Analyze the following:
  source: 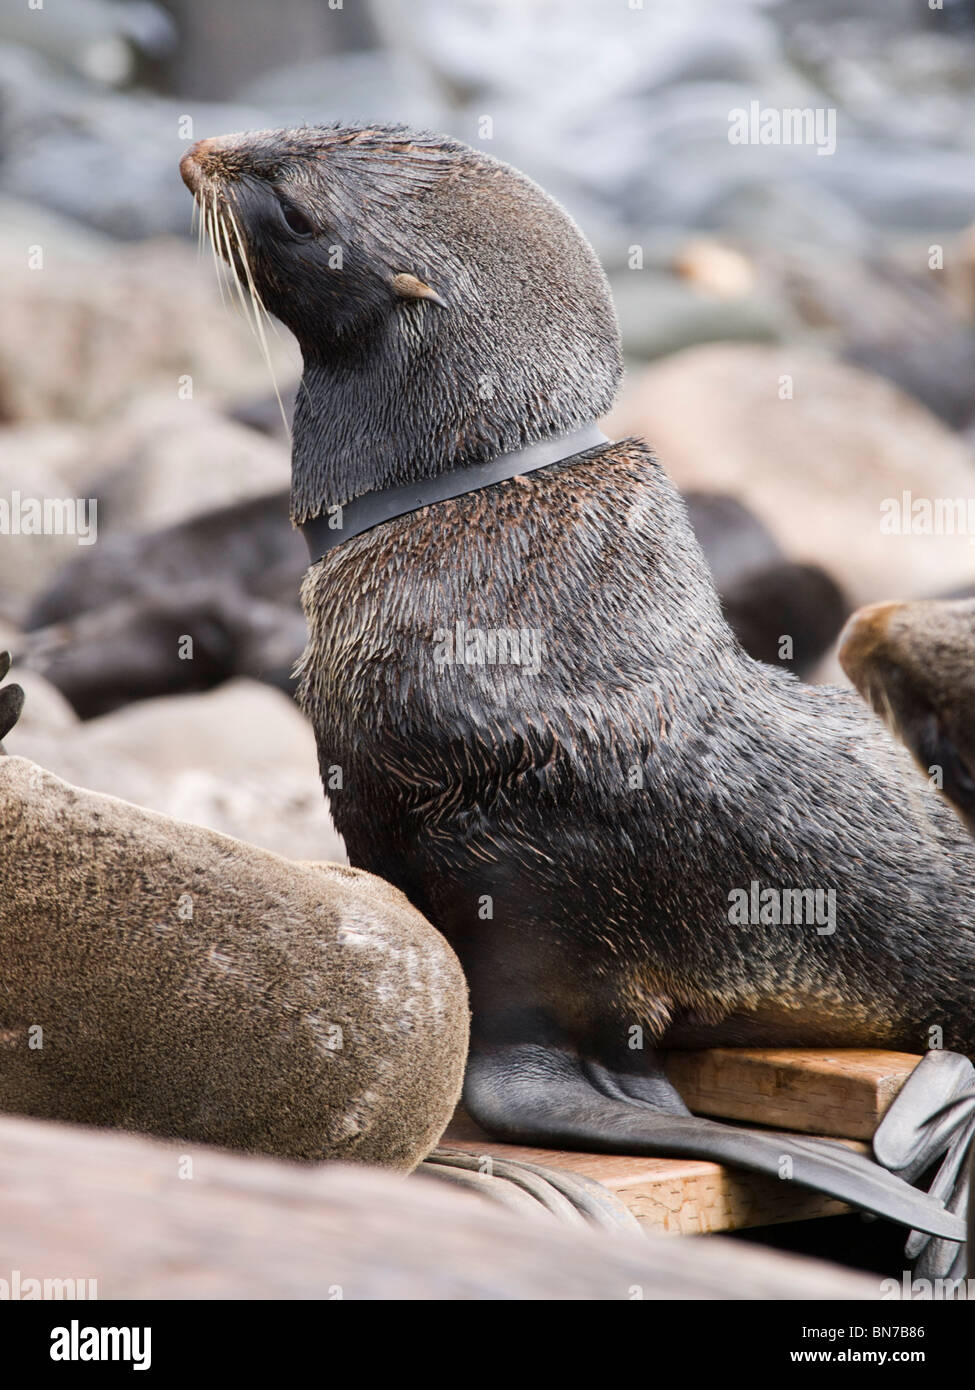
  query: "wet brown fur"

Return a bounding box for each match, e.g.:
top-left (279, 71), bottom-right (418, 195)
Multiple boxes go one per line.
top-left (0, 756), bottom-right (468, 1165)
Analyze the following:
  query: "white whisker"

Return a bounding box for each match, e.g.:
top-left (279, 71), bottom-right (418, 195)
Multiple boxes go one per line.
top-left (217, 205), bottom-right (257, 332)
top-left (206, 199), bottom-right (228, 308)
top-left (226, 205), bottom-right (292, 441)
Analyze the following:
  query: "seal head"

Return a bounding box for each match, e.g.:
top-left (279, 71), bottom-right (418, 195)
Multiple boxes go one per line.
top-left (180, 124), bottom-right (622, 520)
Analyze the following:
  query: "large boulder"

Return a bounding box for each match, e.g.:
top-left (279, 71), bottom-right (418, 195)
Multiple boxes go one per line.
top-left (607, 345), bottom-right (975, 606)
top-left (7, 676), bottom-right (345, 862)
top-left (83, 396), bottom-right (290, 534)
top-left (0, 1112), bottom-right (878, 1300)
top-left (0, 238), bottom-right (296, 425)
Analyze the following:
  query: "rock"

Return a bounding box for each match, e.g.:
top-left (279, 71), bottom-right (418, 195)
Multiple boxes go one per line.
top-left (0, 1112), bottom-right (879, 1299)
top-left (0, 43), bottom-right (265, 239)
top-left (150, 767), bottom-right (345, 863)
top-left (609, 269), bottom-right (788, 361)
top-left (19, 585), bottom-right (307, 717)
top-left (76, 678), bottom-right (314, 779)
top-left (0, 193), bottom-right (115, 264)
top-left (26, 487), bottom-right (301, 629)
top-left (9, 669), bottom-right (78, 737)
top-left (844, 329), bottom-right (975, 433)
top-left (0, 238), bottom-right (298, 425)
top-left (0, 446), bottom-right (90, 621)
top-left (6, 678), bottom-right (345, 862)
top-left (778, 2), bottom-right (975, 144)
top-left (815, 143), bottom-right (975, 236)
top-left (0, 756), bottom-right (466, 1164)
top-left (236, 48), bottom-right (429, 125)
top-left (672, 238), bottom-right (757, 300)
top-left (607, 345), bottom-right (975, 605)
top-left (0, 420), bottom-right (93, 491)
top-left (171, 0), bottom-right (378, 103)
top-left (0, 0), bottom-right (176, 83)
top-left (85, 396), bottom-right (290, 533)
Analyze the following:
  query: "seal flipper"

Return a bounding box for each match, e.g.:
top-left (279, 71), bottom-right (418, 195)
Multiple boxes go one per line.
top-left (872, 1051), bottom-right (975, 1279)
top-left (463, 1043), bottom-right (966, 1242)
top-left (0, 652), bottom-right (24, 752)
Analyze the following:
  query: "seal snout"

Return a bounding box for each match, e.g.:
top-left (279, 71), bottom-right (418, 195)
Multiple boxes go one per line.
top-left (180, 131), bottom-right (265, 194)
top-left (179, 139), bottom-right (214, 193)
top-left (837, 600), bottom-right (902, 691)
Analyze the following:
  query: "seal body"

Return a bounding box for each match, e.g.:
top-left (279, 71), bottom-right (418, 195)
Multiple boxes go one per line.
top-left (299, 446), bottom-right (975, 1058)
top-left (0, 756), bottom-right (468, 1165)
top-left (179, 125), bottom-right (975, 1235)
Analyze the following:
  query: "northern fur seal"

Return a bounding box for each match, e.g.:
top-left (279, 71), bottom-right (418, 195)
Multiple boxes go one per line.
top-left (0, 749), bottom-right (468, 1165)
top-left (180, 125), bottom-right (975, 1238)
top-left (839, 598), bottom-right (975, 837)
top-left (26, 489), bottom-right (301, 630)
top-left (22, 490), bottom-right (307, 716)
top-left (682, 492), bottom-right (849, 677)
top-left (19, 582), bottom-right (307, 717)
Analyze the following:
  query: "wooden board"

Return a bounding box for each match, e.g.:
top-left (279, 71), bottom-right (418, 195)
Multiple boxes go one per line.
top-left (665, 1048), bottom-right (921, 1140)
top-left (443, 1109), bottom-right (863, 1235)
top-left (443, 1049), bottom-right (923, 1234)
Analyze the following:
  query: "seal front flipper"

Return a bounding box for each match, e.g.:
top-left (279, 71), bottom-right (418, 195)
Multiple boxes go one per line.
top-left (0, 652), bottom-right (25, 752)
top-left (463, 1043), bottom-right (966, 1242)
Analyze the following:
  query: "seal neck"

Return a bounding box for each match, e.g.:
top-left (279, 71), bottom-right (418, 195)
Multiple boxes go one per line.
top-left (299, 423), bottom-right (609, 564)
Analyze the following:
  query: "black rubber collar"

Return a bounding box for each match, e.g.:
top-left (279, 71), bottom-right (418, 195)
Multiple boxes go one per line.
top-left (300, 423), bottom-right (609, 563)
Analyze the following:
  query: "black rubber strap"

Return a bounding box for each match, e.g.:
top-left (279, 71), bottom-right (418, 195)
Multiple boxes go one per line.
top-left (300, 423), bottom-right (609, 563)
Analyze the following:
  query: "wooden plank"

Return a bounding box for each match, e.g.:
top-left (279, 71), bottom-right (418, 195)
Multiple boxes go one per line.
top-left (443, 1109), bottom-right (864, 1235)
top-left (664, 1048), bottom-right (921, 1140)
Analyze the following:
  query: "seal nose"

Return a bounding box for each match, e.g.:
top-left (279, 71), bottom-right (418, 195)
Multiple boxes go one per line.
top-left (179, 139), bottom-right (214, 193)
top-left (837, 600), bottom-right (903, 685)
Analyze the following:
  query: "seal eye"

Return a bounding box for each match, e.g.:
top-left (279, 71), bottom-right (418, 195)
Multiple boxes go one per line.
top-left (278, 199), bottom-right (315, 238)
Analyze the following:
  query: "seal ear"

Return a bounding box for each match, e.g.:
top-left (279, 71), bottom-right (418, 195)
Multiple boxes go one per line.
top-left (391, 272), bottom-right (448, 309)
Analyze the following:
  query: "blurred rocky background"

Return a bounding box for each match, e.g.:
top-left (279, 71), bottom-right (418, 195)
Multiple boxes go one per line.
top-left (4, 0), bottom-right (975, 858)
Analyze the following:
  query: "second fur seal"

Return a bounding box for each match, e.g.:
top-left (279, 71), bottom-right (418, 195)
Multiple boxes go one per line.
top-left (839, 598), bottom-right (975, 837)
top-left (181, 125), bottom-right (975, 1239)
